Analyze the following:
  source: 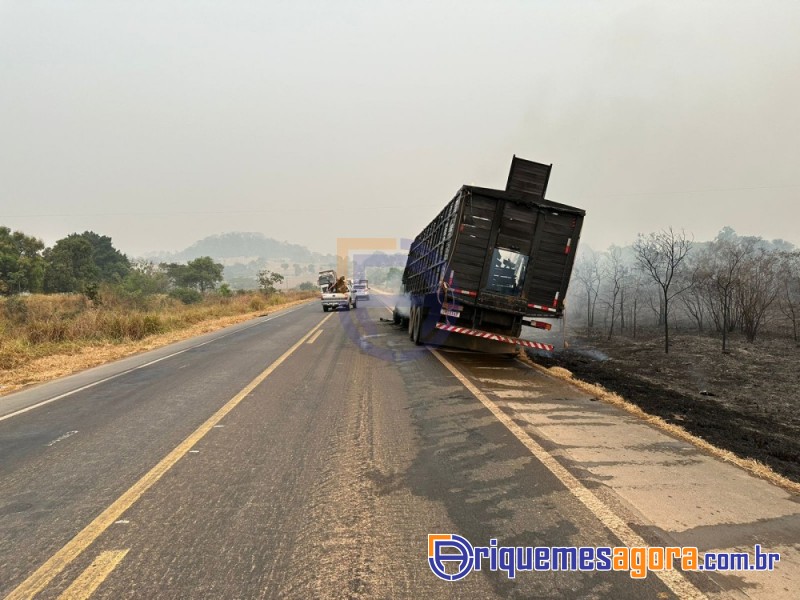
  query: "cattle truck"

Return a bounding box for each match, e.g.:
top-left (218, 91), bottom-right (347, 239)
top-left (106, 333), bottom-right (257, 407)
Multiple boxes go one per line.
top-left (394, 156), bottom-right (585, 353)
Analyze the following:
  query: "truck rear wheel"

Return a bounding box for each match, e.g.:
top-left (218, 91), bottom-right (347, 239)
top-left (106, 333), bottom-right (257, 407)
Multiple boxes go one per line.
top-left (413, 307), bottom-right (424, 345)
top-left (323, 306), bottom-right (329, 312)
top-left (409, 306), bottom-right (424, 345)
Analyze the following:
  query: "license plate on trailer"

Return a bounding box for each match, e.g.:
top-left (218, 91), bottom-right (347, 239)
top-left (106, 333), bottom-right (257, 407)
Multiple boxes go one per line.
top-left (441, 303), bottom-right (464, 311)
top-left (440, 309), bottom-right (461, 318)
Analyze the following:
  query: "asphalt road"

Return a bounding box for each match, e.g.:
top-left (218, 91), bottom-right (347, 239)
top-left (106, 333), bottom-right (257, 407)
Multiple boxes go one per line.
top-left (0, 298), bottom-right (788, 599)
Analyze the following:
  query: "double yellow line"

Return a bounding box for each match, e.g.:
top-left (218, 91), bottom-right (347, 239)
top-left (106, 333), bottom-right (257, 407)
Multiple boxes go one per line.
top-left (57, 550), bottom-right (128, 600)
top-left (6, 314), bottom-right (331, 600)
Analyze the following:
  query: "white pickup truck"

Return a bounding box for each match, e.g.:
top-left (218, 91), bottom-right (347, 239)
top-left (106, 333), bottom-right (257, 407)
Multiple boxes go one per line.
top-left (318, 270), bottom-right (357, 312)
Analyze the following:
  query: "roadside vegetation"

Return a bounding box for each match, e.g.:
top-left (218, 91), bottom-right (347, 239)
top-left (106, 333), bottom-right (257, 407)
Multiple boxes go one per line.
top-left (551, 226), bottom-right (800, 485)
top-left (570, 226), bottom-right (798, 349)
top-left (0, 226), bottom-right (316, 394)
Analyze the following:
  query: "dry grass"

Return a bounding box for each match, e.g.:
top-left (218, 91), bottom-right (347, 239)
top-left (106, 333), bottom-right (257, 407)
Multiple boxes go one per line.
top-left (0, 292), bottom-right (316, 396)
top-left (517, 352), bottom-right (800, 495)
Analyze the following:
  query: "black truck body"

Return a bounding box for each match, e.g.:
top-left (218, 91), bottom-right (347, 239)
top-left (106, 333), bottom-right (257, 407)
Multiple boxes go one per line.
top-left (397, 156), bottom-right (585, 352)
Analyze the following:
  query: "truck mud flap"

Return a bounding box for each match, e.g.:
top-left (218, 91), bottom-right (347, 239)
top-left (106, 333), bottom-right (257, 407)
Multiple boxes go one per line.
top-left (434, 323), bottom-right (553, 351)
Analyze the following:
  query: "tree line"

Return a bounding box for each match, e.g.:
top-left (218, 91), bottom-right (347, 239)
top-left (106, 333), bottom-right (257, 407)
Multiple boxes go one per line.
top-left (1, 226), bottom-right (226, 303)
top-left (571, 227), bottom-right (799, 353)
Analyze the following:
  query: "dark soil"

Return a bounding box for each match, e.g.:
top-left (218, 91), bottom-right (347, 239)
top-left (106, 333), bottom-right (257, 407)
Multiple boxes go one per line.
top-left (527, 330), bottom-right (800, 484)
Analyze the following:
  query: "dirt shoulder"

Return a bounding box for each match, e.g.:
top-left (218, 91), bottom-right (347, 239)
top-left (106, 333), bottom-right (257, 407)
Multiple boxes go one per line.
top-left (528, 331), bottom-right (800, 484)
top-left (0, 297), bottom-right (315, 397)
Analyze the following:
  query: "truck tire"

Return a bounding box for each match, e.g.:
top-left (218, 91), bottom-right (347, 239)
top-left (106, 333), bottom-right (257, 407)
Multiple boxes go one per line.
top-left (413, 307), bottom-right (424, 345)
top-left (392, 309), bottom-right (401, 325)
top-left (408, 306), bottom-right (417, 341)
top-left (323, 306), bottom-right (329, 312)
top-left (353, 299), bottom-right (357, 309)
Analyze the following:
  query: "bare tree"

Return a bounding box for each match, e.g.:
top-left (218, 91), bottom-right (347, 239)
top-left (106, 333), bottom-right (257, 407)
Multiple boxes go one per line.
top-left (737, 248), bottom-right (780, 342)
top-left (779, 251), bottom-right (800, 343)
top-left (633, 228), bottom-right (693, 353)
top-left (704, 237), bottom-right (751, 351)
top-left (679, 283), bottom-right (706, 332)
top-left (645, 288), bottom-right (664, 327)
top-left (573, 250), bottom-right (602, 332)
top-left (626, 270), bottom-right (648, 338)
top-left (602, 246), bottom-right (627, 340)
top-left (677, 251), bottom-right (706, 332)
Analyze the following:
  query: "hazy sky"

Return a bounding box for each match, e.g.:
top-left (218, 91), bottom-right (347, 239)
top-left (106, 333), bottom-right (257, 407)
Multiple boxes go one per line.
top-left (1, 1), bottom-right (798, 257)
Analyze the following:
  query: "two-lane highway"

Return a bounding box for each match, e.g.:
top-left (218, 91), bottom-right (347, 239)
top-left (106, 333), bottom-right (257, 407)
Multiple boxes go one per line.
top-left (1, 304), bottom-right (323, 596)
top-left (1, 298), bottom-right (796, 598)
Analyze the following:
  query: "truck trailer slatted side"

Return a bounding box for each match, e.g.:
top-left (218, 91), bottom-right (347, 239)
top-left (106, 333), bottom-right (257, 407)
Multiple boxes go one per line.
top-left (398, 156), bottom-right (585, 353)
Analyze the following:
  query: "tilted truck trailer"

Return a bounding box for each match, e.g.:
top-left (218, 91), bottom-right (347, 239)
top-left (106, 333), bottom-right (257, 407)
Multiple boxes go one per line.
top-left (394, 156), bottom-right (585, 353)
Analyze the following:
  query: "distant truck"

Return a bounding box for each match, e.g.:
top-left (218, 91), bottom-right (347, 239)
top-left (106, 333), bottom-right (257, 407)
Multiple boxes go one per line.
top-left (394, 156), bottom-right (585, 353)
top-left (353, 279), bottom-right (370, 301)
top-left (318, 270), bottom-right (357, 312)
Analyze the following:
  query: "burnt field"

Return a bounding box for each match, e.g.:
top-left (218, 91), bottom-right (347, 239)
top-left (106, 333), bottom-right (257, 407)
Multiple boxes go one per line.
top-left (529, 330), bottom-right (800, 484)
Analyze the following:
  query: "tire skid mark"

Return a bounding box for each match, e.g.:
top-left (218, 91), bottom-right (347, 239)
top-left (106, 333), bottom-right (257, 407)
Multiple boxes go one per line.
top-left (278, 340), bottom-right (385, 599)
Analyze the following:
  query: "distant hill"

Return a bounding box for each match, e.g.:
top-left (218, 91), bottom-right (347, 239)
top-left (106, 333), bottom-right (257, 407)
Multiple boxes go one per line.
top-left (142, 232), bottom-right (337, 289)
top-left (144, 232), bottom-right (336, 266)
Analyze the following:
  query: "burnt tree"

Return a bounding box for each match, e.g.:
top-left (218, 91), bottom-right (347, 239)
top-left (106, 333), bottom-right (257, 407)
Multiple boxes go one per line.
top-left (633, 228), bottom-right (693, 353)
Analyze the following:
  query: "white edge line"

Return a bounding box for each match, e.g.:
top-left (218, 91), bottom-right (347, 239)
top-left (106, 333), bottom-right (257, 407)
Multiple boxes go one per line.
top-left (429, 348), bottom-right (707, 600)
top-left (0, 304), bottom-right (306, 423)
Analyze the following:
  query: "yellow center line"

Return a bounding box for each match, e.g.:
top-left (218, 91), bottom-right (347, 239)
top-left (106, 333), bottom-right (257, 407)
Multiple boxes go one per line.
top-left (57, 550), bottom-right (129, 600)
top-left (306, 329), bottom-right (324, 344)
top-left (5, 314), bottom-right (332, 600)
top-left (430, 348), bottom-right (707, 600)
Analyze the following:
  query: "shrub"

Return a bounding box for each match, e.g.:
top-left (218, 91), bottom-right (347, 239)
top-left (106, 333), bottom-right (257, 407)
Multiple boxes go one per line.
top-left (142, 314), bottom-right (164, 336)
top-left (99, 314), bottom-right (126, 340)
top-left (169, 288), bottom-right (202, 304)
top-left (248, 297), bottom-right (266, 311)
top-left (4, 296), bottom-right (29, 324)
top-left (26, 318), bottom-right (69, 343)
top-left (84, 282), bottom-right (102, 307)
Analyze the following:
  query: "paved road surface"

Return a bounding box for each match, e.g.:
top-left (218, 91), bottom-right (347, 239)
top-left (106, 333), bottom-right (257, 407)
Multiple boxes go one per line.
top-left (1, 298), bottom-right (796, 599)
